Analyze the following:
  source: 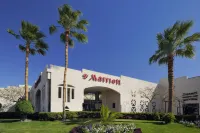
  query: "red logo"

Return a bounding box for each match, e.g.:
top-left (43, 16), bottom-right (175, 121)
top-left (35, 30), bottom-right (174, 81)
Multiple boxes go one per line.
top-left (82, 74), bottom-right (88, 79)
top-left (82, 74), bottom-right (120, 85)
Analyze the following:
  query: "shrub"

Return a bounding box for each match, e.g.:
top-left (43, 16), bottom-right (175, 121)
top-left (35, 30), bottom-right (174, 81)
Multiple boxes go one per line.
top-left (15, 100), bottom-right (34, 115)
top-left (15, 100), bottom-right (34, 121)
top-left (100, 105), bottom-right (122, 123)
top-left (2, 111), bottom-right (187, 122)
top-left (76, 111), bottom-right (100, 118)
top-left (119, 112), bottom-right (155, 120)
top-left (153, 112), bottom-right (160, 121)
top-left (175, 115), bottom-right (198, 122)
top-left (163, 113), bottom-right (176, 124)
top-left (66, 111), bottom-right (78, 120)
top-left (159, 112), bottom-right (165, 121)
top-left (31, 112), bottom-right (78, 121)
top-left (38, 112), bottom-right (62, 121)
top-left (0, 112), bottom-right (20, 119)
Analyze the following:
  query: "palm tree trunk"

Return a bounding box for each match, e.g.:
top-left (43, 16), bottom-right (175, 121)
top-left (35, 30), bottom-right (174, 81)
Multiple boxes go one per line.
top-left (168, 55), bottom-right (174, 113)
top-left (25, 44), bottom-right (30, 101)
top-left (63, 30), bottom-right (69, 121)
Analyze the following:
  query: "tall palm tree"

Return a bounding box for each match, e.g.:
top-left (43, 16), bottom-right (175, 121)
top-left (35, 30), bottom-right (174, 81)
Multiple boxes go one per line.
top-left (49, 4), bottom-right (88, 120)
top-left (7, 21), bottom-right (48, 101)
top-left (149, 20), bottom-right (200, 113)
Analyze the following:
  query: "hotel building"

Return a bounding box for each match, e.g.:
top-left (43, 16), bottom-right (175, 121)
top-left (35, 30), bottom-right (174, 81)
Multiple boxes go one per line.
top-left (29, 65), bottom-right (200, 115)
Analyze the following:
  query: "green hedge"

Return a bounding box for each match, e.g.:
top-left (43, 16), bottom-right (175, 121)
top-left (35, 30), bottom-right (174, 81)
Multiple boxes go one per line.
top-left (28, 112), bottom-right (78, 121)
top-left (175, 115), bottom-right (199, 122)
top-left (118, 112), bottom-right (166, 121)
top-left (0, 111), bottom-right (199, 122)
top-left (0, 112), bottom-right (20, 119)
top-left (76, 111), bottom-right (100, 118)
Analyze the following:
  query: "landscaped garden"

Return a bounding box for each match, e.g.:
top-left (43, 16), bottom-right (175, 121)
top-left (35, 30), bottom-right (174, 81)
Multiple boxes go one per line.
top-left (0, 105), bottom-right (200, 133)
top-left (0, 119), bottom-right (200, 133)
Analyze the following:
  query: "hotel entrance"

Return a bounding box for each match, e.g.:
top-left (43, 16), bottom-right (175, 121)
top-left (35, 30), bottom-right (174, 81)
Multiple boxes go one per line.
top-left (83, 92), bottom-right (102, 111)
top-left (83, 86), bottom-right (121, 112)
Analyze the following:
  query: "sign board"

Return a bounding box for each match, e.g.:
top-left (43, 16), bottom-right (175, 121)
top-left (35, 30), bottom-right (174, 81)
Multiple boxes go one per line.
top-left (82, 74), bottom-right (121, 85)
top-left (182, 91), bottom-right (198, 101)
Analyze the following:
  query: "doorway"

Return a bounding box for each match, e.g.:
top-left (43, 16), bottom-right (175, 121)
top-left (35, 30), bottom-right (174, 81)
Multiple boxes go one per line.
top-left (83, 86), bottom-right (120, 112)
top-left (183, 103), bottom-right (199, 115)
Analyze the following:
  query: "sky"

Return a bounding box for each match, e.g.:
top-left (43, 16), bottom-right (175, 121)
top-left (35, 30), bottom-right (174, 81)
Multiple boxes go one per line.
top-left (0, 0), bottom-right (200, 87)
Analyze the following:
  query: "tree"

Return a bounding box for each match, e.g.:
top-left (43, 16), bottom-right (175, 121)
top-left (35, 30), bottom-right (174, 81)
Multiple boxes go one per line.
top-left (149, 20), bottom-right (200, 113)
top-left (0, 86), bottom-right (25, 111)
top-left (138, 87), bottom-right (159, 112)
top-left (7, 21), bottom-right (48, 101)
top-left (162, 91), bottom-right (184, 114)
top-left (49, 4), bottom-right (89, 120)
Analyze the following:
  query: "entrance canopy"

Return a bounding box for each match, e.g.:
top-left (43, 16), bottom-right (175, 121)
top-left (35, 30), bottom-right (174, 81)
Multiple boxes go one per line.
top-left (83, 86), bottom-right (121, 112)
top-left (84, 86), bottom-right (119, 93)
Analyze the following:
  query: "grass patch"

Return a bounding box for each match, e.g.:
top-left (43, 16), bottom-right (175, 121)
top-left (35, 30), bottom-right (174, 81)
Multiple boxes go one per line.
top-left (0, 119), bottom-right (199, 133)
top-left (0, 119), bottom-right (77, 133)
top-left (121, 120), bottom-right (200, 133)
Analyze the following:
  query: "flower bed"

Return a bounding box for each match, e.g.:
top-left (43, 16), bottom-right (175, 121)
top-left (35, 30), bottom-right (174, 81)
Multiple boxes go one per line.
top-left (179, 120), bottom-right (200, 128)
top-left (70, 123), bottom-right (136, 133)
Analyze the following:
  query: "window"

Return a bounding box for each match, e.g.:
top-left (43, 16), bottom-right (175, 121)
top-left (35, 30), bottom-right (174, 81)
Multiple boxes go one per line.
top-left (112, 103), bottom-right (115, 108)
top-left (67, 88), bottom-right (70, 102)
top-left (58, 87), bottom-right (62, 98)
top-left (72, 89), bottom-right (74, 99)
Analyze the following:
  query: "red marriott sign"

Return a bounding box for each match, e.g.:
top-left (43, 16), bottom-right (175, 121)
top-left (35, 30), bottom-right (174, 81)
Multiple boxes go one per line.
top-left (82, 74), bottom-right (121, 85)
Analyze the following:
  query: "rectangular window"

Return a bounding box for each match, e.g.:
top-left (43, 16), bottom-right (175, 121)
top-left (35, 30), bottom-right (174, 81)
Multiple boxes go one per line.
top-left (58, 87), bottom-right (62, 98)
top-left (112, 103), bottom-right (115, 108)
top-left (72, 89), bottom-right (74, 99)
top-left (67, 88), bottom-right (70, 102)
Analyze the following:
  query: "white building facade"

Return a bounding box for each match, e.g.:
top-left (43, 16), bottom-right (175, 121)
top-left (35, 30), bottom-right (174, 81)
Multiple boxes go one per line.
top-left (29, 65), bottom-right (200, 115)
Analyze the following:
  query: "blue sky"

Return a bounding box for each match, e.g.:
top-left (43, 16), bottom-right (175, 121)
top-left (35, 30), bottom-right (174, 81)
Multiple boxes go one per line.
top-left (0, 0), bottom-right (200, 87)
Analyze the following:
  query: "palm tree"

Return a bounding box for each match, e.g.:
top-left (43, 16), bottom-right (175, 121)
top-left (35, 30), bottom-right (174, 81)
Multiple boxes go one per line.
top-left (49, 4), bottom-right (88, 120)
top-left (7, 21), bottom-right (48, 101)
top-left (149, 20), bottom-right (200, 113)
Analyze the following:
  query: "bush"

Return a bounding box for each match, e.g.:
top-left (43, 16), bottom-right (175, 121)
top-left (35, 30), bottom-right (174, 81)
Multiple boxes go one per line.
top-left (100, 105), bottom-right (122, 123)
top-left (76, 111), bottom-right (100, 118)
top-left (36, 112), bottom-right (78, 121)
top-left (4, 111), bottom-right (192, 122)
top-left (175, 115), bottom-right (199, 122)
top-left (66, 111), bottom-right (78, 119)
top-left (153, 112), bottom-right (160, 121)
top-left (0, 112), bottom-right (20, 119)
top-left (159, 112), bottom-right (165, 121)
top-left (119, 112), bottom-right (156, 120)
top-left (163, 113), bottom-right (175, 124)
top-left (15, 100), bottom-right (34, 115)
top-left (38, 112), bottom-right (62, 121)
